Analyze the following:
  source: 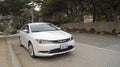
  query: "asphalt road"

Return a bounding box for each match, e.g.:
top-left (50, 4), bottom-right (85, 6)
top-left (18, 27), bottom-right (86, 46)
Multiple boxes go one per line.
top-left (8, 33), bottom-right (120, 67)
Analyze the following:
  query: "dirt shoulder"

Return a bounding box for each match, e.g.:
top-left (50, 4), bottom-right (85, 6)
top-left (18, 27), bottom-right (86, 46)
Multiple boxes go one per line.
top-left (0, 38), bottom-right (11, 67)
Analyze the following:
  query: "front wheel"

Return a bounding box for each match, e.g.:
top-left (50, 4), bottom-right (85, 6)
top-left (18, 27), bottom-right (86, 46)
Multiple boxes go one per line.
top-left (28, 43), bottom-right (36, 58)
top-left (19, 36), bottom-right (23, 47)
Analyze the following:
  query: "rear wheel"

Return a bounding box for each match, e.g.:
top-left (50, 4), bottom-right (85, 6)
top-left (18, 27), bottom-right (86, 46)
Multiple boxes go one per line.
top-left (28, 43), bottom-right (36, 58)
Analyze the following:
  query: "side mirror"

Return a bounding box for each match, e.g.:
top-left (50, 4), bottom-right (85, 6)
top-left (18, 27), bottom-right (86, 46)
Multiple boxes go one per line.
top-left (22, 29), bottom-right (28, 33)
top-left (57, 27), bottom-right (61, 30)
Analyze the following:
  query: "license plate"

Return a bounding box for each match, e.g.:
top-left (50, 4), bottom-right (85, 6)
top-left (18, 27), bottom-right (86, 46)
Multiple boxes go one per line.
top-left (60, 44), bottom-right (68, 49)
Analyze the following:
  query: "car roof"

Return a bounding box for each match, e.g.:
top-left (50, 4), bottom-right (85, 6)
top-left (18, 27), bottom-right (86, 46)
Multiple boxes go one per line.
top-left (28, 22), bottom-right (49, 25)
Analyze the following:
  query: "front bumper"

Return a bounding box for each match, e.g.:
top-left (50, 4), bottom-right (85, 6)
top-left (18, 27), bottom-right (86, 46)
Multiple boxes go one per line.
top-left (35, 46), bottom-right (74, 57)
top-left (34, 40), bottom-right (75, 57)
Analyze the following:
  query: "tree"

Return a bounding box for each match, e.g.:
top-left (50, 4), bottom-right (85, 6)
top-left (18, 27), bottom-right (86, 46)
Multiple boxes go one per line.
top-left (40, 0), bottom-right (120, 23)
top-left (40, 0), bottom-right (86, 23)
top-left (0, 0), bottom-right (31, 16)
top-left (87, 0), bottom-right (120, 22)
top-left (0, 0), bottom-right (31, 35)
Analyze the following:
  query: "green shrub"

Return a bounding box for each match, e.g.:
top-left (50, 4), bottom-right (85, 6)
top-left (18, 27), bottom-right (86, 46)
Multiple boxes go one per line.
top-left (79, 28), bottom-right (87, 33)
top-left (0, 23), bottom-right (4, 32)
top-left (89, 28), bottom-right (96, 33)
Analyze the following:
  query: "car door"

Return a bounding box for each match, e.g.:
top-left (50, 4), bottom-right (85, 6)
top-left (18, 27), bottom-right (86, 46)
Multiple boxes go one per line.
top-left (20, 25), bottom-right (30, 48)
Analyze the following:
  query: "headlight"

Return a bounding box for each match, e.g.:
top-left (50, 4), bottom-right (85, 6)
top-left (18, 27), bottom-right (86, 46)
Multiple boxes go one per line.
top-left (36, 39), bottom-right (52, 44)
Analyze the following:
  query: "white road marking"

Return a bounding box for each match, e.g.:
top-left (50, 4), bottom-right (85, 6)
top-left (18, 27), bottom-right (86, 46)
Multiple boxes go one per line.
top-left (76, 42), bottom-right (120, 54)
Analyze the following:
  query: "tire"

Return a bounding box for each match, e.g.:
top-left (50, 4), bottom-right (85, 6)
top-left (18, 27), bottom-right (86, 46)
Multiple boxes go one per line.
top-left (19, 36), bottom-right (23, 47)
top-left (28, 43), bottom-right (36, 58)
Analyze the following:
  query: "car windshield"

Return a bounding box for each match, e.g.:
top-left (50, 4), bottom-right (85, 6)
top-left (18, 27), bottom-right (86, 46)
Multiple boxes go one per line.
top-left (30, 23), bottom-right (59, 32)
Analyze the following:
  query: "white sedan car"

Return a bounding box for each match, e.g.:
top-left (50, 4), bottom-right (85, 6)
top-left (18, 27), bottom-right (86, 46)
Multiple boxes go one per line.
top-left (19, 22), bottom-right (75, 57)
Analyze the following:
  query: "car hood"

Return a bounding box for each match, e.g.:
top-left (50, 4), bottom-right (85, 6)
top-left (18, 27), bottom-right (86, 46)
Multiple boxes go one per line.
top-left (31, 30), bottom-right (71, 40)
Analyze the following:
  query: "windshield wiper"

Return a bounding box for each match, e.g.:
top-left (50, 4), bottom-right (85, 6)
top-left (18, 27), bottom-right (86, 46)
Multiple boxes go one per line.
top-left (43, 30), bottom-right (58, 31)
top-left (32, 31), bottom-right (41, 32)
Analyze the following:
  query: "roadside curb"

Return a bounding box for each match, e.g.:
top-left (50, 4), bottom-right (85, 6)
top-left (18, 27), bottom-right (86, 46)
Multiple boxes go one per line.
top-left (7, 38), bottom-right (22, 67)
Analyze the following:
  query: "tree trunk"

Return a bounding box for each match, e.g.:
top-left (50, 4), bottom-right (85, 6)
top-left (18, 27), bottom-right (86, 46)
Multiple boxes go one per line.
top-left (111, 10), bottom-right (118, 22)
top-left (93, 4), bottom-right (96, 23)
top-left (3, 16), bottom-right (13, 35)
top-left (3, 21), bottom-right (8, 35)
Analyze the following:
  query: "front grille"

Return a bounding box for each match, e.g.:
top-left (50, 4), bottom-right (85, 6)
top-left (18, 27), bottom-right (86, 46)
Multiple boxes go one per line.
top-left (49, 46), bottom-right (74, 53)
top-left (51, 38), bottom-right (70, 43)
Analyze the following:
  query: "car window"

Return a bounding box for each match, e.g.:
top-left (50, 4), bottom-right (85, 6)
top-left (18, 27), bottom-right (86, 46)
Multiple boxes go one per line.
top-left (30, 24), bottom-right (59, 32)
top-left (21, 25), bottom-right (29, 33)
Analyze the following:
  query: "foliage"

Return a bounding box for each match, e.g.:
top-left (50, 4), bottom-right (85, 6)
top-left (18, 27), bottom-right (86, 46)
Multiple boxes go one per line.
top-left (0, 0), bottom-right (120, 34)
top-left (40, 0), bottom-right (120, 23)
top-left (40, 0), bottom-right (85, 23)
top-left (0, 23), bottom-right (4, 32)
top-left (0, 0), bottom-right (31, 16)
top-left (0, 0), bottom-right (32, 35)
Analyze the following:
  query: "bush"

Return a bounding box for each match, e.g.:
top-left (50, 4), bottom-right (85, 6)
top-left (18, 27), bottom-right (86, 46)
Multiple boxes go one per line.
top-left (12, 22), bottom-right (22, 30)
top-left (111, 29), bottom-right (117, 35)
top-left (89, 28), bottom-right (96, 33)
top-left (79, 28), bottom-right (87, 33)
top-left (101, 31), bottom-right (110, 35)
top-left (0, 23), bottom-right (4, 32)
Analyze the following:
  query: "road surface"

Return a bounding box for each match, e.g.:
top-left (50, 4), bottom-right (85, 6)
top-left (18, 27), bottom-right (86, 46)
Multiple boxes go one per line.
top-left (8, 33), bottom-right (120, 67)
